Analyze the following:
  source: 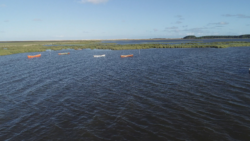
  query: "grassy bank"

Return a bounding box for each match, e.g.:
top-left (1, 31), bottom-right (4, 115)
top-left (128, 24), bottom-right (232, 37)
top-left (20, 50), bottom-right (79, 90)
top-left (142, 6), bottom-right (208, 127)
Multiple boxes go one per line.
top-left (1, 41), bottom-right (250, 56)
top-left (0, 41), bottom-right (98, 56)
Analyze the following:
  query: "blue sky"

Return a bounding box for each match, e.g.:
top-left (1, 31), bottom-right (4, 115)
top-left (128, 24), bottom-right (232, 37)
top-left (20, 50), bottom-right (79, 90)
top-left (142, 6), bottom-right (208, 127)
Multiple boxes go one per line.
top-left (1, 0), bottom-right (250, 41)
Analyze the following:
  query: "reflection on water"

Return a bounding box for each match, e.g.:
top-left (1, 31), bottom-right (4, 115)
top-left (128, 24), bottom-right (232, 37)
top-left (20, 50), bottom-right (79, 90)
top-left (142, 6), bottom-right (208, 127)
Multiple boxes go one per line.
top-left (0, 47), bottom-right (250, 140)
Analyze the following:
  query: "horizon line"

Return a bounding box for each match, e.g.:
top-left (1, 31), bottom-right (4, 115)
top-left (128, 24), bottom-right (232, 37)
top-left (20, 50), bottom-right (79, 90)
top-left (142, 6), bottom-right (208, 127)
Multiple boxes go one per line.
top-left (0, 38), bottom-right (183, 42)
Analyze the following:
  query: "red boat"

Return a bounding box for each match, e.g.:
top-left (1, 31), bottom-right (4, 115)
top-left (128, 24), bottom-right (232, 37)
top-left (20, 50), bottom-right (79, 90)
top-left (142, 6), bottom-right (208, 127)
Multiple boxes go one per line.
top-left (58, 52), bottom-right (70, 55)
top-left (27, 54), bottom-right (41, 59)
top-left (121, 54), bottom-right (133, 58)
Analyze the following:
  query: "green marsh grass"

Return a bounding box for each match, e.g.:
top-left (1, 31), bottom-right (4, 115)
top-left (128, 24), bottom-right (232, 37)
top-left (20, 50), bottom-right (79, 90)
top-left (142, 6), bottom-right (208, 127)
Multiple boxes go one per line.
top-left (1, 41), bottom-right (250, 56)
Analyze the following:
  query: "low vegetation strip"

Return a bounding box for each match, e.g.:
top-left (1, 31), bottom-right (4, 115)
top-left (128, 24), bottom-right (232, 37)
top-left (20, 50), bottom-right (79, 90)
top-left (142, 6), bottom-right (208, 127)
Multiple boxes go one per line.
top-left (183, 34), bottom-right (250, 39)
top-left (1, 41), bottom-right (250, 56)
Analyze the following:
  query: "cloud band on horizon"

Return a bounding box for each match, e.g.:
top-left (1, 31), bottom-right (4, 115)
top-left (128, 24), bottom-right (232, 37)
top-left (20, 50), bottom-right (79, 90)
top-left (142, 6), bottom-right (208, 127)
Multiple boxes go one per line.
top-left (80, 0), bottom-right (109, 4)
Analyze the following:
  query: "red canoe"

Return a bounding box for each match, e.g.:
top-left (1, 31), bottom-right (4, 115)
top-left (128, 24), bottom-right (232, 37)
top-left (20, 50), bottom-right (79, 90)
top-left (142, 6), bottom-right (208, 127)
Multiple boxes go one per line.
top-left (58, 52), bottom-right (70, 55)
top-left (121, 54), bottom-right (133, 58)
top-left (27, 54), bottom-right (41, 59)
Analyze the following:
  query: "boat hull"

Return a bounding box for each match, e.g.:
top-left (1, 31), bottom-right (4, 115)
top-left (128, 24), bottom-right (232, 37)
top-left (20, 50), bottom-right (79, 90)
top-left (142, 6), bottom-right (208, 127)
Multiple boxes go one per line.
top-left (94, 54), bottom-right (105, 57)
top-left (58, 52), bottom-right (70, 55)
top-left (120, 54), bottom-right (133, 58)
top-left (27, 54), bottom-right (41, 58)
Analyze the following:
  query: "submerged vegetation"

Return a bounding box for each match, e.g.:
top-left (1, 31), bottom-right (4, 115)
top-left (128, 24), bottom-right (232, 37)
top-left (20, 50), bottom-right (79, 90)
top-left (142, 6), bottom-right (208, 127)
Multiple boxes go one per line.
top-left (1, 40), bottom-right (250, 56)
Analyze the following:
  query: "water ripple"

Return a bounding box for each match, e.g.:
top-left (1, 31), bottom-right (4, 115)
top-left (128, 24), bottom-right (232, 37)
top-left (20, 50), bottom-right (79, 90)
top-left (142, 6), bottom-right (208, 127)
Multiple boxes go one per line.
top-left (1, 48), bottom-right (250, 140)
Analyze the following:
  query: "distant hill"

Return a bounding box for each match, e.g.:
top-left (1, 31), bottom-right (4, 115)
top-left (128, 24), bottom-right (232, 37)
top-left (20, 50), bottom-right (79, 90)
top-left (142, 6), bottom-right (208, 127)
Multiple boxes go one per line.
top-left (183, 34), bottom-right (250, 39)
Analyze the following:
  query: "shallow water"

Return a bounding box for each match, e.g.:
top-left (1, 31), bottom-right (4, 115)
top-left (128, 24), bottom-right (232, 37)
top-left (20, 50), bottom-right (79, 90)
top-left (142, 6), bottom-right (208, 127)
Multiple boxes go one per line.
top-left (1, 47), bottom-right (250, 140)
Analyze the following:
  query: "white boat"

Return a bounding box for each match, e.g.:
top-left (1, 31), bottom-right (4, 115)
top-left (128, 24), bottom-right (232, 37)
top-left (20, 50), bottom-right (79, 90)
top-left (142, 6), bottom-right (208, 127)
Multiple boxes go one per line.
top-left (94, 54), bottom-right (105, 57)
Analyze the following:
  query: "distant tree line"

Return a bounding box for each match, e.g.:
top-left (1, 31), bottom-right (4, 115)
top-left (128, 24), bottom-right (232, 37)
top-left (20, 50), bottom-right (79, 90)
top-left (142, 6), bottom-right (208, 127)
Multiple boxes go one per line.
top-left (183, 34), bottom-right (250, 39)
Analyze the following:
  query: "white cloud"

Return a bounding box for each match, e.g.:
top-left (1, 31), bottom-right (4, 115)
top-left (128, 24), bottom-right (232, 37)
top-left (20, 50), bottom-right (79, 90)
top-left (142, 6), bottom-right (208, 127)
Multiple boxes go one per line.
top-left (184, 28), bottom-right (203, 33)
top-left (80, 0), bottom-right (109, 4)
top-left (0, 4), bottom-right (6, 7)
top-left (223, 14), bottom-right (250, 19)
top-left (175, 15), bottom-right (184, 20)
top-left (219, 22), bottom-right (228, 25)
top-left (175, 21), bottom-right (182, 24)
top-left (164, 26), bottom-right (179, 33)
top-left (165, 26), bottom-right (178, 30)
top-left (208, 22), bottom-right (229, 25)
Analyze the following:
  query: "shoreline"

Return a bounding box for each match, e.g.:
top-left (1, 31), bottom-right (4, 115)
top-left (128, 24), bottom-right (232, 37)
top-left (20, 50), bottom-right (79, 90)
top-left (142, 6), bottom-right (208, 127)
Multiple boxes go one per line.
top-left (1, 40), bottom-right (250, 56)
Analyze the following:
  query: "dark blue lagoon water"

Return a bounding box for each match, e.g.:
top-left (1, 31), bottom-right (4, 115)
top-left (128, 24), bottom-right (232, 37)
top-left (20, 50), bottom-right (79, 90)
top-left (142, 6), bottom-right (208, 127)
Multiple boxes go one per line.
top-left (1, 47), bottom-right (250, 140)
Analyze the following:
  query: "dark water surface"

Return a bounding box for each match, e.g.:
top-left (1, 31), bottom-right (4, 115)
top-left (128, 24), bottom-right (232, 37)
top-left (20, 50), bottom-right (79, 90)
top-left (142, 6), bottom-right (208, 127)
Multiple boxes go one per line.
top-left (1, 47), bottom-right (250, 141)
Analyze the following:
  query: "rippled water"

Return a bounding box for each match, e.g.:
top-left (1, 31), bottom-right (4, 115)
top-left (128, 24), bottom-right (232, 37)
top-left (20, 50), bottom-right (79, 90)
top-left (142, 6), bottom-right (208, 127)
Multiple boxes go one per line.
top-left (1, 47), bottom-right (250, 140)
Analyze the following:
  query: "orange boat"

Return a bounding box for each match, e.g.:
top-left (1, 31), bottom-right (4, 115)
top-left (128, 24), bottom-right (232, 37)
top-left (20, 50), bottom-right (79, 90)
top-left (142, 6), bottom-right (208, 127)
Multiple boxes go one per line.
top-left (58, 52), bottom-right (70, 55)
top-left (27, 54), bottom-right (41, 59)
top-left (121, 54), bottom-right (133, 58)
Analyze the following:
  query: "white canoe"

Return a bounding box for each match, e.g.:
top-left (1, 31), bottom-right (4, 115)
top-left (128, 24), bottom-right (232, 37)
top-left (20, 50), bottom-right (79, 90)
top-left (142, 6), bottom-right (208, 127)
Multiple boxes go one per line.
top-left (94, 54), bottom-right (105, 57)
